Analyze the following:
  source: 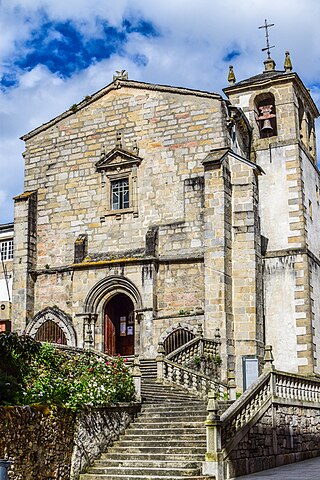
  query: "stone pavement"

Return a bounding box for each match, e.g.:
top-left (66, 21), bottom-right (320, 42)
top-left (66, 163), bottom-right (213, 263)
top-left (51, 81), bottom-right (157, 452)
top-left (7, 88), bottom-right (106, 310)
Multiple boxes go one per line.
top-left (235, 456), bottom-right (320, 479)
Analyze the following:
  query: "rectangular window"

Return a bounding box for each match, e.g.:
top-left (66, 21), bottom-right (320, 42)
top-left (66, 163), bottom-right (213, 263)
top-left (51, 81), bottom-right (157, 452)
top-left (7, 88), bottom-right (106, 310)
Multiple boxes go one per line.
top-left (111, 178), bottom-right (129, 210)
top-left (0, 240), bottom-right (14, 261)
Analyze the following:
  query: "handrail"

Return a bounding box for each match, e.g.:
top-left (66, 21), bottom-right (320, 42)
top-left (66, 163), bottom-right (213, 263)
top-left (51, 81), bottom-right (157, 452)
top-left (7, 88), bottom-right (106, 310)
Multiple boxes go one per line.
top-left (166, 336), bottom-right (200, 361)
top-left (203, 346), bottom-right (320, 479)
top-left (161, 357), bottom-right (228, 400)
top-left (166, 334), bottom-right (221, 365)
top-left (220, 369), bottom-right (320, 450)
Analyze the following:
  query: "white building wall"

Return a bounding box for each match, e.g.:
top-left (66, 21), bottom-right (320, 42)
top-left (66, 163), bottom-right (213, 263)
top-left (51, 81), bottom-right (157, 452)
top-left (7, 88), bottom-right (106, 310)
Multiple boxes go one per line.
top-left (301, 152), bottom-right (320, 256)
top-left (311, 263), bottom-right (320, 374)
top-left (264, 256), bottom-right (298, 373)
top-left (258, 147), bottom-right (292, 251)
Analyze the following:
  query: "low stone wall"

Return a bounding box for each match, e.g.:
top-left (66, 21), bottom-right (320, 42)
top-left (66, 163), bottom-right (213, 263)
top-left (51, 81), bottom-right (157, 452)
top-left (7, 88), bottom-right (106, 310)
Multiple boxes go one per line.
top-left (0, 404), bottom-right (140, 480)
top-left (70, 405), bottom-right (140, 479)
top-left (225, 401), bottom-right (320, 478)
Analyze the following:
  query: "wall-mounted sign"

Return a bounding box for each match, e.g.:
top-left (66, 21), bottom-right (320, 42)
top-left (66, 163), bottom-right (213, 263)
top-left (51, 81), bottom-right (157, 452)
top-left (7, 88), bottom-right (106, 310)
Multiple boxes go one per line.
top-left (127, 326), bottom-right (134, 336)
top-left (120, 316), bottom-right (126, 336)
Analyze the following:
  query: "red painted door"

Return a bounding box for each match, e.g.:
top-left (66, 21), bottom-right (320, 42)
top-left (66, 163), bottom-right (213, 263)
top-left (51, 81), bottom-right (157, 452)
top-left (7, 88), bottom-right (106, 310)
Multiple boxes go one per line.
top-left (104, 294), bottom-right (134, 356)
top-left (104, 306), bottom-right (116, 356)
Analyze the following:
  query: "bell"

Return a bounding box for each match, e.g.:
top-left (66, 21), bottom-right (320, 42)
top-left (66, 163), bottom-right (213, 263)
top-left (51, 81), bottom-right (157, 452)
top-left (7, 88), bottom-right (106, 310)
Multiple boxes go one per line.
top-left (261, 119), bottom-right (273, 133)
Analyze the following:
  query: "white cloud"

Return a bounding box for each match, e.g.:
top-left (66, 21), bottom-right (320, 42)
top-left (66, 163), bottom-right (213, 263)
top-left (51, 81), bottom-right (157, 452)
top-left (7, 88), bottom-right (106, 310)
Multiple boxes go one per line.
top-left (2, 0), bottom-right (320, 222)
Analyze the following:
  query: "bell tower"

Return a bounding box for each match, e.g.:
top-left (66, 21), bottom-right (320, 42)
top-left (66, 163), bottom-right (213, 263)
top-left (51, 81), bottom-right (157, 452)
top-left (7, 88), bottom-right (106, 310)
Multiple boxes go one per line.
top-left (224, 51), bottom-right (320, 375)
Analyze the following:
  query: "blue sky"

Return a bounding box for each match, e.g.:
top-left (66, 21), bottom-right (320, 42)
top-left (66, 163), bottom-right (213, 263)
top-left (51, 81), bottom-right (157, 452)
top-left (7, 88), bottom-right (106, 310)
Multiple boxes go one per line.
top-left (1, 0), bottom-right (320, 223)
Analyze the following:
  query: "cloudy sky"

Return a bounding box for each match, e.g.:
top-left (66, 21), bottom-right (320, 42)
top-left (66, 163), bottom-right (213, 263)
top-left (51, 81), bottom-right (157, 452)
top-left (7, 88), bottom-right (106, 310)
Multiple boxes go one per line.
top-left (1, 0), bottom-right (320, 223)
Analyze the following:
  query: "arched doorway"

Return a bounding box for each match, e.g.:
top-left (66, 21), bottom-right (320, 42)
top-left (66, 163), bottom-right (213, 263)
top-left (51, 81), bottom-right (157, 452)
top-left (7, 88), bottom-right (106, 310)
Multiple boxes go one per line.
top-left (104, 293), bottom-right (135, 356)
top-left (26, 306), bottom-right (77, 346)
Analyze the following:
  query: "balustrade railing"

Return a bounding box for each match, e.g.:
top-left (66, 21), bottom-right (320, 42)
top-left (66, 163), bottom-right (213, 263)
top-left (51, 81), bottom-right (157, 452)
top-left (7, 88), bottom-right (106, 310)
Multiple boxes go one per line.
top-left (160, 358), bottom-right (228, 400)
top-left (167, 329), bottom-right (221, 367)
top-left (203, 345), bottom-right (320, 479)
top-left (275, 372), bottom-right (320, 403)
top-left (157, 326), bottom-right (227, 400)
top-left (220, 369), bottom-right (320, 450)
top-left (220, 372), bottom-right (270, 447)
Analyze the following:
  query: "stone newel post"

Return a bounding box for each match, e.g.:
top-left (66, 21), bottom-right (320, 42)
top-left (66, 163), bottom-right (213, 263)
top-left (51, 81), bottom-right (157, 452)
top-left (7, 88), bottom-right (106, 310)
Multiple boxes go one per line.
top-left (132, 355), bottom-right (142, 403)
top-left (227, 369), bottom-right (236, 401)
top-left (202, 390), bottom-right (224, 478)
top-left (263, 345), bottom-right (275, 372)
top-left (156, 341), bottom-right (165, 382)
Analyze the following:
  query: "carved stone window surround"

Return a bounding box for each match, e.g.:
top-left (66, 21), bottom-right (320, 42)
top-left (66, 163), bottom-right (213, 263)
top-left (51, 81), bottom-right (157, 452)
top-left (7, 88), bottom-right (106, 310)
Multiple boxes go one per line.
top-left (96, 147), bottom-right (142, 218)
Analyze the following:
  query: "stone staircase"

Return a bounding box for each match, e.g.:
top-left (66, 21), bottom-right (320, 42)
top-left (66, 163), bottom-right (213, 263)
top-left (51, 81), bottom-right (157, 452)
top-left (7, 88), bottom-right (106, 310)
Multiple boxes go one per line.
top-left (80, 378), bottom-right (209, 480)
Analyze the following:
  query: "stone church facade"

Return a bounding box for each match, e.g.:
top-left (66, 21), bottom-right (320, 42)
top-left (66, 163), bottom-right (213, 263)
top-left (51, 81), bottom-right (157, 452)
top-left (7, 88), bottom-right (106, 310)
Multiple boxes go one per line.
top-left (11, 54), bottom-right (320, 389)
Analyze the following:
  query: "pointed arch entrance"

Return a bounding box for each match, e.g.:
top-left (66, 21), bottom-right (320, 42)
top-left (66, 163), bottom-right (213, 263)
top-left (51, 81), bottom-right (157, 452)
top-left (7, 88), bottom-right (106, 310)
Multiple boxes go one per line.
top-left (104, 293), bottom-right (135, 356)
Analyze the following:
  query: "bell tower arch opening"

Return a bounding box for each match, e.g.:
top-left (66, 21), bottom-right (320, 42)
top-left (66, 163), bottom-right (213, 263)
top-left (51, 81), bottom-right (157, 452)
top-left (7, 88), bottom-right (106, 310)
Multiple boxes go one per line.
top-left (104, 293), bottom-right (135, 356)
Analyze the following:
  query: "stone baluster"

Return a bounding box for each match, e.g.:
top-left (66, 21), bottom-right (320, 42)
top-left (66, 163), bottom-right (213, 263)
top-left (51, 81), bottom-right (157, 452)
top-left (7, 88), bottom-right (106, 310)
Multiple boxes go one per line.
top-left (192, 373), bottom-right (197, 391)
top-left (183, 370), bottom-right (189, 389)
top-left (316, 384), bottom-right (320, 402)
top-left (132, 354), bottom-right (142, 402)
top-left (176, 367), bottom-right (181, 385)
top-left (203, 390), bottom-right (223, 478)
top-left (310, 383), bottom-right (315, 402)
top-left (279, 376), bottom-right (285, 398)
top-left (156, 342), bottom-right (165, 382)
top-left (201, 377), bottom-right (207, 397)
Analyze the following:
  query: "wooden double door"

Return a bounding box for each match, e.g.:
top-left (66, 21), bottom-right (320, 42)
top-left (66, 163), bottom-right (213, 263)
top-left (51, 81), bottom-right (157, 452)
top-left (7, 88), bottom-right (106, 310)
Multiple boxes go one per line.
top-left (104, 293), bottom-right (135, 356)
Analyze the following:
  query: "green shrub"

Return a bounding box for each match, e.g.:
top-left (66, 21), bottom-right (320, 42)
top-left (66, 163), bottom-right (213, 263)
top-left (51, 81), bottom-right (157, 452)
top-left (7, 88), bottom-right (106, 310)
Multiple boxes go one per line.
top-left (0, 333), bottom-right (135, 409)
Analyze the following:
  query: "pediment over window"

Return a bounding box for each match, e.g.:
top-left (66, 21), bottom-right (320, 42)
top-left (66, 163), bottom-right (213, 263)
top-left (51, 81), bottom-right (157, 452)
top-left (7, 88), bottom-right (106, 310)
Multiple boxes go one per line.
top-left (96, 147), bottom-right (143, 172)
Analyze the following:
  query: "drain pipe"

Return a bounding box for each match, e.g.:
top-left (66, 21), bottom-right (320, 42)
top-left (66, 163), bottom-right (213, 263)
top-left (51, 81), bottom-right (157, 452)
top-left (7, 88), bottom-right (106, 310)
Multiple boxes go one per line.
top-left (0, 460), bottom-right (11, 480)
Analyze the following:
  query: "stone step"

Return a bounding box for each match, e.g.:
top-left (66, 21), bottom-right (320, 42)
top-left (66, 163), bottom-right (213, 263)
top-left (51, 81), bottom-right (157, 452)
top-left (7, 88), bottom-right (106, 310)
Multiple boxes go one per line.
top-left (80, 475), bottom-right (207, 480)
top-left (139, 408), bottom-right (206, 415)
top-left (81, 378), bottom-right (209, 480)
top-left (141, 388), bottom-right (196, 395)
top-left (108, 446), bottom-right (206, 455)
top-left (142, 398), bottom-right (197, 404)
top-left (127, 427), bottom-right (205, 436)
top-left (86, 466), bottom-right (201, 476)
top-left (140, 403), bottom-right (205, 411)
top-left (100, 453), bottom-right (204, 462)
top-left (133, 413), bottom-right (206, 421)
top-left (95, 459), bottom-right (202, 469)
top-left (111, 438), bottom-right (204, 451)
top-left (121, 433), bottom-right (206, 441)
top-left (141, 395), bottom-right (199, 402)
top-left (133, 417), bottom-right (206, 425)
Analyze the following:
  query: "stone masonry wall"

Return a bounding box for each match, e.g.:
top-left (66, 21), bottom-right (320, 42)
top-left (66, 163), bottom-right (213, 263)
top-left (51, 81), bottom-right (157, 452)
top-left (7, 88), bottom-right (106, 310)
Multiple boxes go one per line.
top-left (0, 404), bottom-right (139, 480)
top-left (225, 402), bottom-right (320, 478)
top-left (22, 84), bottom-right (225, 271)
top-left (0, 405), bottom-right (75, 480)
top-left (12, 81), bottom-right (227, 361)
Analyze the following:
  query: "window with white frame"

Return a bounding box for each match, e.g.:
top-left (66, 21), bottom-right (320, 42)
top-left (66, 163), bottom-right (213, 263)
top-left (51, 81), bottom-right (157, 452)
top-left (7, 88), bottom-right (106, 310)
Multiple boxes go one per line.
top-left (0, 239), bottom-right (13, 261)
top-left (111, 178), bottom-right (129, 210)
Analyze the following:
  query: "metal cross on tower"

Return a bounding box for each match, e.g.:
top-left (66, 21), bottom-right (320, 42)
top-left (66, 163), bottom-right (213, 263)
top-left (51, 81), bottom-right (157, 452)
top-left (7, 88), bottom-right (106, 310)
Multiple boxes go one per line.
top-left (259, 19), bottom-right (275, 58)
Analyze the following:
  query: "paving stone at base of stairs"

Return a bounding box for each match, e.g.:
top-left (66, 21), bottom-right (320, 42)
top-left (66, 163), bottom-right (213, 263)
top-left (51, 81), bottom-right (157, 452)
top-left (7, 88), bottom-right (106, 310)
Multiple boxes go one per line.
top-left (79, 379), bottom-right (210, 480)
